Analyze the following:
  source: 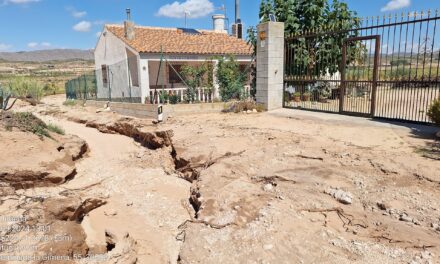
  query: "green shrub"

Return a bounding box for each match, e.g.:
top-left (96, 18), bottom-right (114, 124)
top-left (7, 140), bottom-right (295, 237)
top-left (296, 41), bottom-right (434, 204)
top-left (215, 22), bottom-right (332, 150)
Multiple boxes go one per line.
top-left (390, 59), bottom-right (410, 67)
top-left (47, 123), bottom-right (65, 135)
top-left (427, 97), bottom-right (440, 125)
top-left (159, 91), bottom-right (169, 103)
top-left (63, 100), bottom-right (76, 106)
top-left (1, 112), bottom-right (66, 138)
top-left (169, 94), bottom-right (180, 104)
top-left (180, 64), bottom-right (208, 103)
top-left (217, 56), bottom-right (246, 102)
top-left (7, 77), bottom-right (44, 101)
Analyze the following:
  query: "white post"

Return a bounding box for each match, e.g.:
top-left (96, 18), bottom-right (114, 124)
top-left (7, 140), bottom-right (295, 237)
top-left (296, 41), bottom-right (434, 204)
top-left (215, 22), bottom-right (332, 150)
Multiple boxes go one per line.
top-left (256, 22), bottom-right (285, 110)
top-left (140, 59), bottom-right (150, 103)
top-left (213, 60), bottom-right (220, 100)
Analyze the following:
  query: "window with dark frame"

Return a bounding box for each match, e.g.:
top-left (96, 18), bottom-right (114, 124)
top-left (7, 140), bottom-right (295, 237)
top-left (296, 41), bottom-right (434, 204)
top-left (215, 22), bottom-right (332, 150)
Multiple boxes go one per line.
top-left (168, 65), bottom-right (182, 84)
top-left (101, 65), bottom-right (108, 87)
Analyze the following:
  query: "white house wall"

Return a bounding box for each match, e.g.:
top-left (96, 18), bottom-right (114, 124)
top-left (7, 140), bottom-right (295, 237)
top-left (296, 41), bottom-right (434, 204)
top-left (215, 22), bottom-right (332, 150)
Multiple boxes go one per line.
top-left (94, 29), bottom-right (142, 101)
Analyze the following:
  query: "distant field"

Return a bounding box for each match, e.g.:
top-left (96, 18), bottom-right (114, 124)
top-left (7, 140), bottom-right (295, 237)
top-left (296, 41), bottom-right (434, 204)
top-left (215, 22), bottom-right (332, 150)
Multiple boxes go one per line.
top-left (0, 60), bottom-right (94, 95)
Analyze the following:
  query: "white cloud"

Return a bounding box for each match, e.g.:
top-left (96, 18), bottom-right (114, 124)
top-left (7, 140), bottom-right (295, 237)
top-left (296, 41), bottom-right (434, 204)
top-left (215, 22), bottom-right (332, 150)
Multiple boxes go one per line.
top-left (66, 7), bottom-right (87, 18)
top-left (27, 42), bottom-right (38, 48)
top-left (3, 0), bottom-right (39, 4)
top-left (27, 42), bottom-right (52, 49)
top-left (381, 0), bottom-right (410, 12)
top-left (72, 11), bottom-right (86, 18)
top-left (0, 43), bottom-right (12, 51)
top-left (157, 0), bottom-right (214, 19)
top-left (73, 21), bottom-right (92, 32)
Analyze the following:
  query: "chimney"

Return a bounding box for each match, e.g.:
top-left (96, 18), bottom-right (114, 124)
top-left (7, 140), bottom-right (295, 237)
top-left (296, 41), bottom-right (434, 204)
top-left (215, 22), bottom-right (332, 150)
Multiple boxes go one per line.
top-left (232, 0), bottom-right (243, 39)
top-left (212, 14), bottom-right (226, 33)
top-left (124, 8), bottom-right (135, 41)
top-left (235, 0), bottom-right (240, 24)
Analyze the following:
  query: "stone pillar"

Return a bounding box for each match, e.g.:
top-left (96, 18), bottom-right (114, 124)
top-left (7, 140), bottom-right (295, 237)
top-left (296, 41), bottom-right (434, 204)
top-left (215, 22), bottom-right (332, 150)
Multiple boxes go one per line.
top-left (256, 22), bottom-right (284, 110)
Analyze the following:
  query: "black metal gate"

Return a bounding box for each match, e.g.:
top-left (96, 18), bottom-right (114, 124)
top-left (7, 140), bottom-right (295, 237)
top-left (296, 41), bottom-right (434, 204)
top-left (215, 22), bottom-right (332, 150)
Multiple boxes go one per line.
top-left (284, 11), bottom-right (440, 124)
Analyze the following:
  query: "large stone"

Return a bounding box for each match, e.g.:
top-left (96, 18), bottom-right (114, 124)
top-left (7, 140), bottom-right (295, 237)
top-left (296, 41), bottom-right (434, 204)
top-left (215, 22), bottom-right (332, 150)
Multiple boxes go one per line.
top-left (325, 188), bottom-right (353, 205)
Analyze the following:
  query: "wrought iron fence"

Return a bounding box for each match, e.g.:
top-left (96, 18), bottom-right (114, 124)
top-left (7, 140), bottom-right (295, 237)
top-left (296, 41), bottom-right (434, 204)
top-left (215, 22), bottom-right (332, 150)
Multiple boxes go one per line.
top-left (284, 10), bottom-right (440, 124)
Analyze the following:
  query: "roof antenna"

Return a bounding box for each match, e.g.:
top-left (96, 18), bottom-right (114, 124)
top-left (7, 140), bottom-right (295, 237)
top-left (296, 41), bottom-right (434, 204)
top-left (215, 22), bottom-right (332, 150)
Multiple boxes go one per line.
top-left (126, 8), bottom-right (131, 21)
top-left (184, 10), bottom-right (190, 28)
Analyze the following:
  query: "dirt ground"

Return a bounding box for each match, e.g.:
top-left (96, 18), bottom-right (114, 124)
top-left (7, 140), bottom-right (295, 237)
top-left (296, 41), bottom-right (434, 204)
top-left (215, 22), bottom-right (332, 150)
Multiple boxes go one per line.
top-left (1, 94), bottom-right (440, 264)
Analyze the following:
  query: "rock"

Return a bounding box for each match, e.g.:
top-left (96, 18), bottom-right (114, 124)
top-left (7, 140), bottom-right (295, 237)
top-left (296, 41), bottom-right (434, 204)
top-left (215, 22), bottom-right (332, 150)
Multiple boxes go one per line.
top-left (421, 251), bottom-right (432, 260)
top-left (263, 244), bottom-right (274, 250)
top-left (96, 107), bottom-right (110, 113)
top-left (325, 188), bottom-right (353, 205)
top-left (252, 109), bottom-right (258, 113)
top-left (246, 110), bottom-right (252, 114)
top-left (436, 131), bottom-right (440, 139)
top-left (377, 201), bottom-right (389, 211)
top-left (104, 209), bottom-right (118, 216)
top-left (263, 184), bottom-right (274, 192)
top-left (399, 213), bottom-right (412, 223)
top-left (431, 223), bottom-right (440, 231)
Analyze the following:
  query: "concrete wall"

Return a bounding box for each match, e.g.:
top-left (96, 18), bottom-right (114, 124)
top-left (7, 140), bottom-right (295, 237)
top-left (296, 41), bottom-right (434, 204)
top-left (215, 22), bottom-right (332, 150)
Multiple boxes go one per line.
top-left (86, 100), bottom-right (157, 119)
top-left (94, 29), bottom-right (141, 101)
top-left (162, 102), bottom-right (225, 119)
top-left (256, 22), bottom-right (284, 111)
top-left (86, 100), bottom-right (226, 120)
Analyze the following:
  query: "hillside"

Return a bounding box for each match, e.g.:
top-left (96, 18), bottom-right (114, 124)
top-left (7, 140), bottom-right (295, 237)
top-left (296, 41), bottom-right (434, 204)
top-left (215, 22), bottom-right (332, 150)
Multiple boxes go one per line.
top-left (0, 49), bottom-right (94, 62)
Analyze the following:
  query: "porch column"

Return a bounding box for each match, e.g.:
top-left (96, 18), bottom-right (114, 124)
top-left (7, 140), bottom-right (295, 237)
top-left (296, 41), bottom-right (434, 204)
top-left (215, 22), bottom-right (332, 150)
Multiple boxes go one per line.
top-left (256, 22), bottom-right (284, 110)
top-left (140, 59), bottom-right (150, 103)
top-left (212, 60), bottom-right (220, 100)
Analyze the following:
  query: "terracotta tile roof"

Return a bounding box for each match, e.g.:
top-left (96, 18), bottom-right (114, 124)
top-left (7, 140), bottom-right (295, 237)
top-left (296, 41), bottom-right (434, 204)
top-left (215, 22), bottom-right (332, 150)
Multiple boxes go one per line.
top-left (105, 24), bottom-right (253, 56)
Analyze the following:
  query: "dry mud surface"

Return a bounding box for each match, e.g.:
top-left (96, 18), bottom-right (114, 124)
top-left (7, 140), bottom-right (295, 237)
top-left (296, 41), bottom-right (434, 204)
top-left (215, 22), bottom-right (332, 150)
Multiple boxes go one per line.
top-left (0, 95), bottom-right (439, 264)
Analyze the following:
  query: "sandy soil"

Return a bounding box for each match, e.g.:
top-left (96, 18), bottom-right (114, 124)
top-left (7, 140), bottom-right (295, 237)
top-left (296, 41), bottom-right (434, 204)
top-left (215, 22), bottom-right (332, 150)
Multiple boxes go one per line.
top-left (1, 94), bottom-right (440, 264)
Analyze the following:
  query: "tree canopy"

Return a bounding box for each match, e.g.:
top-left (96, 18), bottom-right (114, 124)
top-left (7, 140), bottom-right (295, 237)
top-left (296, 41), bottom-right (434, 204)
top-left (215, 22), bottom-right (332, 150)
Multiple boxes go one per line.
top-left (256, 0), bottom-right (362, 77)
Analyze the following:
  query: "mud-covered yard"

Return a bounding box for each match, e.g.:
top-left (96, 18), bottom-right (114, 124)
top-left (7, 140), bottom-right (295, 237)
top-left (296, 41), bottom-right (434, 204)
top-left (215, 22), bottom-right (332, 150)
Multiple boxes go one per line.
top-left (1, 95), bottom-right (439, 264)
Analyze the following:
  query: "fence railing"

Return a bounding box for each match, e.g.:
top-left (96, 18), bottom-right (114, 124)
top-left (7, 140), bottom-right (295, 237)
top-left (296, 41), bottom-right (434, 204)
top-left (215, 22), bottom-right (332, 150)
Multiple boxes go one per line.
top-left (65, 73), bottom-right (97, 101)
top-left (284, 10), bottom-right (440, 123)
top-left (150, 85), bottom-right (251, 104)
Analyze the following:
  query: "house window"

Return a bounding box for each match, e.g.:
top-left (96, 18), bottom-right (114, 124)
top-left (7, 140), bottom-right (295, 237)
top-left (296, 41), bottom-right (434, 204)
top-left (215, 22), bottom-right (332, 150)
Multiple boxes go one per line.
top-left (101, 65), bottom-right (108, 87)
top-left (169, 65), bottom-right (182, 84)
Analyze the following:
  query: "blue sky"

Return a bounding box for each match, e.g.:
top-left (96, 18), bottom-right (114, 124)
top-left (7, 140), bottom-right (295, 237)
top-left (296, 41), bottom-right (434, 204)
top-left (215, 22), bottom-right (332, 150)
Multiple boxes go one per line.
top-left (0, 0), bottom-right (438, 52)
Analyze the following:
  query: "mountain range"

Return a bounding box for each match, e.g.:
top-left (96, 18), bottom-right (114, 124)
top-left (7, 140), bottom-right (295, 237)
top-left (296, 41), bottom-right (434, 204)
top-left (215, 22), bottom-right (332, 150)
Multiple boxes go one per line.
top-left (0, 49), bottom-right (94, 62)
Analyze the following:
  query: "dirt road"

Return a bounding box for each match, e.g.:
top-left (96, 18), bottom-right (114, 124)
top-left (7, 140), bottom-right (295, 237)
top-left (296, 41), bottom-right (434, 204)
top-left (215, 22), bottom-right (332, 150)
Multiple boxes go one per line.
top-left (39, 115), bottom-right (191, 263)
top-left (1, 95), bottom-right (439, 263)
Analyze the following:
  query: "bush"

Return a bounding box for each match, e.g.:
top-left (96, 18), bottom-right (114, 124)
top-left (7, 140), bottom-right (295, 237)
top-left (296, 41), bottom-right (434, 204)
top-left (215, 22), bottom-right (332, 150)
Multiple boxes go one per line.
top-left (223, 100), bottom-right (265, 113)
top-left (390, 59), bottom-right (410, 67)
top-left (428, 97), bottom-right (440, 125)
top-left (180, 64), bottom-right (208, 103)
top-left (7, 77), bottom-right (44, 101)
top-left (63, 99), bottom-right (85, 107)
top-left (2, 112), bottom-right (49, 138)
top-left (47, 123), bottom-right (65, 135)
top-left (169, 94), bottom-right (180, 104)
top-left (217, 56), bottom-right (246, 102)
